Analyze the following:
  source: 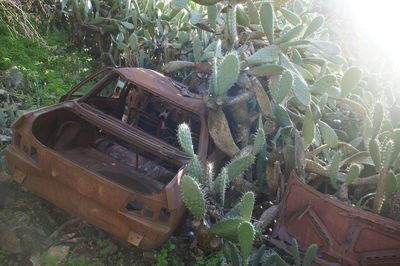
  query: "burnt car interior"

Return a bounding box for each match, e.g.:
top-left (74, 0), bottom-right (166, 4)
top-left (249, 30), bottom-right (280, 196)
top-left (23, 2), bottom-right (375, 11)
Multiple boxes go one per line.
top-left (81, 73), bottom-right (201, 152)
top-left (31, 73), bottom-right (202, 195)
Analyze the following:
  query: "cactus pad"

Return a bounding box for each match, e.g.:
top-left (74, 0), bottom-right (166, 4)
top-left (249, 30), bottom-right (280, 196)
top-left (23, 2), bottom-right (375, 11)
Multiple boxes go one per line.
top-left (227, 154), bottom-right (255, 181)
top-left (216, 53), bottom-right (240, 96)
top-left (318, 120), bottom-right (338, 148)
top-left (260, 2), bottom-right (274, 44)
top-left (209, 218), bottom-right (243, 242)
top-left (238, 222), bottom-right (255, 260)
top-left (303, 15), bottom-right (324, 38)
top-left (240, 191), bottom-right (255, 221)
top-left (340, 67), bottom-right (362, 97)
top-left (346, 164), bottom-right (360, 185)
top-left (180, 175), bottom-right (206, 219)
top-left (329, 151), bottom-right (342, 189)
top-left (369, 138), bottom-right (382, 171)
top-left (178, 123), bottom-right (195, 157)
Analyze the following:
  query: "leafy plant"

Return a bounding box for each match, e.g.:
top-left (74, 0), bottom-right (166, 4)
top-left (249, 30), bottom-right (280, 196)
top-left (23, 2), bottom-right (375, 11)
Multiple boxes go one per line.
top-left (264, 239), bottom-right (318, 266)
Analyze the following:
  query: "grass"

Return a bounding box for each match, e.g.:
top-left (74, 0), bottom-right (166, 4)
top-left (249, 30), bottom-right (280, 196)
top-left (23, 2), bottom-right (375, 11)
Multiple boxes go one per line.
top-left (0, 21), bottom-right (97, 108)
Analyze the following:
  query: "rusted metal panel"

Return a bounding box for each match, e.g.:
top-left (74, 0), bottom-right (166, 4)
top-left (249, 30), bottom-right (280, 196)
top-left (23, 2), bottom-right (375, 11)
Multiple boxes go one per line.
top-left (267, 172), bottom-right (400, 265)
top-left (4, 67), bottom-right (209, 250)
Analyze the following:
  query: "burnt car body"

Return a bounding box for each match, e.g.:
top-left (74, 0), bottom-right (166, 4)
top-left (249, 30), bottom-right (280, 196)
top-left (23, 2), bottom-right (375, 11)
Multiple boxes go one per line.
top-left (4, 67), bottom-right (212, 250)
top-left (267, 173), bottom-right (400, 266)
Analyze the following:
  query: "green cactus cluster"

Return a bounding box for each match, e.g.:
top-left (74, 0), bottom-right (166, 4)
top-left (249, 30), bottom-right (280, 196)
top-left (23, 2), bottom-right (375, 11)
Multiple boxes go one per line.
top-left (178, 123), bottom-right (256, 211)
top-left (60, 0), bottom-right (400, 263)
top-left (178, 123), bottom-right (260, 260)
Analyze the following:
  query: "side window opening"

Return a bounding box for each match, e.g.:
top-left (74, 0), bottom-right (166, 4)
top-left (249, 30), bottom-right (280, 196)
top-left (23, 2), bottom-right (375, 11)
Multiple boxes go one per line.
top-left (83, 78), bottom-right (201, 153)
top-left (65, 70), bottom-right (113, 99)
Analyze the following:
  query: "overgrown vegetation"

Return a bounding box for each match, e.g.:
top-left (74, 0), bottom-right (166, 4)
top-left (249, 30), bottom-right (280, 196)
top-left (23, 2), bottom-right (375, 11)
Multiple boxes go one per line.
top-left (0, 1), bottom-right (97, 151)
top-left (1, 0), bottom-right (400, 265)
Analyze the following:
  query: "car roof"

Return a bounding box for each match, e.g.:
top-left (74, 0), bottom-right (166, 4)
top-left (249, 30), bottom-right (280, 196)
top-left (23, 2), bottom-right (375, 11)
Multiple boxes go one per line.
top-left (113, 67), bottom-right (206, 117)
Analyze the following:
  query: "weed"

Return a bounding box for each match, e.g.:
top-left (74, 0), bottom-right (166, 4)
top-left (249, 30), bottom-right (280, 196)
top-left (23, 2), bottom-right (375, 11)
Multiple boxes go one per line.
top-left (154, 239), bottom-right (185, 266)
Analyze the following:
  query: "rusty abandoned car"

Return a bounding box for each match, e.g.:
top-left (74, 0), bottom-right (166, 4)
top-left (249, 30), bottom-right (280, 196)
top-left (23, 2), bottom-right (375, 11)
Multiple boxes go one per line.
top-left (4, 67), bottom-right (213, 250)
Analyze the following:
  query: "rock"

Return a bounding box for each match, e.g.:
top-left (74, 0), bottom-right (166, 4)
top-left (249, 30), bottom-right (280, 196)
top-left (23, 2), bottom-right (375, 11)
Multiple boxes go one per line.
top-left (39, 245), bottom-right (70, 266)
top-left (0, 221), bottom-right (22, 254)
top-left (0, 171), bottom-right (12, 183)
top-left (10, 66), bottom-right (23, 88)
top-left (142, 251), bottom-right (156, 260)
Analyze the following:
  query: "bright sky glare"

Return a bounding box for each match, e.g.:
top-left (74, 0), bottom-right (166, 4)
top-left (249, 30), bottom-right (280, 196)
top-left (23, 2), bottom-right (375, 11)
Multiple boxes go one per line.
top-left (347, 0), bottom-right (400, 72)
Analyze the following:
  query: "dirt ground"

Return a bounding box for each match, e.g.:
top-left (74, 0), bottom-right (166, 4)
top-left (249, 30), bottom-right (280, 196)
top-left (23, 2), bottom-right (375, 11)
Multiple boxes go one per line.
top-left (0, 171), bottom-right (199, 266)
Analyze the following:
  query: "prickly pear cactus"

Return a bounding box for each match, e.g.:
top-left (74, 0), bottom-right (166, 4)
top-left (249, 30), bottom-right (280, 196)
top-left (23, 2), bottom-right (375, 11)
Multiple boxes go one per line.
top-left (189, 155), bottom-right (204, 182)
top-left (209, 218), bottom-right (243, 242)
top-left (226, 154), bottom-right (255, 181)
top-left (239, 191), bottom-right (255, 221)
top-left (180, 175), bottom-right (206, 219)
top-left (252, 119), bottom-right (266, 156)
top-left (178, 123), bottom-right (195, 157)
top-left (215, 54), bottom-right (240, 96)
top-left (302, 244), bottom-right (318, 266)
top-left (238, 221), bottom-right (255, 260)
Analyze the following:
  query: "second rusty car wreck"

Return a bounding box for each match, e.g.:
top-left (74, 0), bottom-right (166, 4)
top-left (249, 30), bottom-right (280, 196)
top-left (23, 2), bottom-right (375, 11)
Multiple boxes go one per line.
top-left (4, 67), bottom-right (213, 250)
